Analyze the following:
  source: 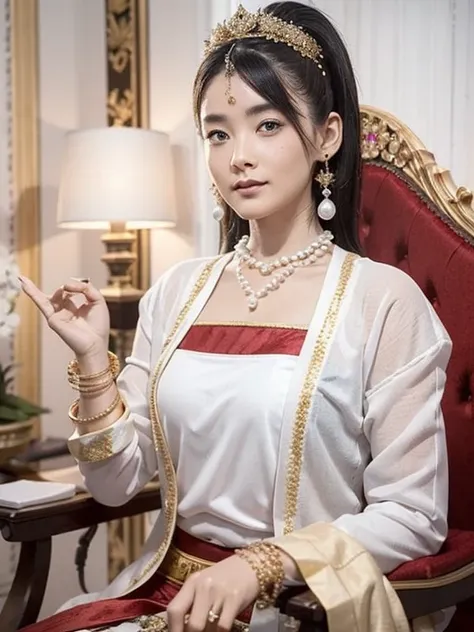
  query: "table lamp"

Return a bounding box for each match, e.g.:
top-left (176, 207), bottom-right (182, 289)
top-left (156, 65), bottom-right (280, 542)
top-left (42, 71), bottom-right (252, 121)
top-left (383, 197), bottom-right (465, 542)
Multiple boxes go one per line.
top-left (57, 127), bottom-right (176, 361)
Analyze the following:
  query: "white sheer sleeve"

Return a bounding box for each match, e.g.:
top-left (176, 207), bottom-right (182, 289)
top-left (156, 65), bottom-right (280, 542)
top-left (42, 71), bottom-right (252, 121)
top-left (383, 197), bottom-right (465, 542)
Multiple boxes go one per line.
top-left (67, 286), bottom-right (161, 507)
top-left (332, 270), bottom-right (452, 573)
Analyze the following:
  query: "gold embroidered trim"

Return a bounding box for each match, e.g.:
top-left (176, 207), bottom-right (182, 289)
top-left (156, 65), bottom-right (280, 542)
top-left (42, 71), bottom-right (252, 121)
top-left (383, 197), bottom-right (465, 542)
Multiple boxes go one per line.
top-left (161, 543), bottom-right (213, 584)
top-left (283, 253), bottom-right (357, 534)
top-left (194, 321), bottom-right (308, 330)
top-left (128, 258), bottom-right (220, 588)
top-left (76, 432), bottom-right (114, 462)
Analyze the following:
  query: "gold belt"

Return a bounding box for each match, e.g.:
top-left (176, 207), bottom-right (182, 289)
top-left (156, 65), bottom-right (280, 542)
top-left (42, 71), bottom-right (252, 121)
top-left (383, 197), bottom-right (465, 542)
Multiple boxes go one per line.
top-left (160, 542), bottom-right (214, 584)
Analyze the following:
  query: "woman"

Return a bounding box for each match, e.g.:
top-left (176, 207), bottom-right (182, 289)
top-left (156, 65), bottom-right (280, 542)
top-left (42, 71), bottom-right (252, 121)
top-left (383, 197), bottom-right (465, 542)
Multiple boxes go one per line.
top-left (19, 3), bottom-right (451, 631)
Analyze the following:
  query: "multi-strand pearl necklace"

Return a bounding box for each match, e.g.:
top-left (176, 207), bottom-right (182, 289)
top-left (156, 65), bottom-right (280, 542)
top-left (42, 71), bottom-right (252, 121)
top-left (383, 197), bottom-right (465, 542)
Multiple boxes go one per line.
top-left (234, 230), bottom-right (334, 311)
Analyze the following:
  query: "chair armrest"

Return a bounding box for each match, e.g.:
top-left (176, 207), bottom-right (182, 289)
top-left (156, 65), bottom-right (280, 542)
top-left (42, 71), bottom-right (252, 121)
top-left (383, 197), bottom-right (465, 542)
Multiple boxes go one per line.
top-left (277, 562), bottom-right (474, 626)
top-left (277, 587), bottom-right (327, 631)
top-left (0, 483), bottom-right (161, 543)
top-left (393, 563), bottom-right (474, 619)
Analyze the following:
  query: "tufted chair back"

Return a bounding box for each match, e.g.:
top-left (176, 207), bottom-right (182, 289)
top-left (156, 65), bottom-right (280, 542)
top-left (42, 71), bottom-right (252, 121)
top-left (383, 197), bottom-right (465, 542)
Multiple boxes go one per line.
top-left (359, 106), bottom-right (474, 630)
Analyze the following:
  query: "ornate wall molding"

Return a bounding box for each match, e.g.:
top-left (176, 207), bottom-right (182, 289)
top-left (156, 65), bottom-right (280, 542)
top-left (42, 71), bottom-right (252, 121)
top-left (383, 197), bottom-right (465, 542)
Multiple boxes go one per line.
top-left (11, 0), bottom-right (40, 428)
top-left (105, 0), bottom-right (150, 582)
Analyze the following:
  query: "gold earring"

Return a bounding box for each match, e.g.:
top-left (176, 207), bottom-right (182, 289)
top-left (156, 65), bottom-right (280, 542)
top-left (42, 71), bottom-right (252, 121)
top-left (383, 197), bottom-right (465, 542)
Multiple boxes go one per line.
top-left (315, 155), bottom-right (336, 220)
top-left (211, 184), bottom-right (225, 222)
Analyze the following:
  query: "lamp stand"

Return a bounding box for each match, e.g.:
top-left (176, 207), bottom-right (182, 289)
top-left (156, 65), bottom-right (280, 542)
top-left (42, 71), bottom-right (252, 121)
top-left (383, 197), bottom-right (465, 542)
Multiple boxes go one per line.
top-left (100, 222), bottom-right (144, 366)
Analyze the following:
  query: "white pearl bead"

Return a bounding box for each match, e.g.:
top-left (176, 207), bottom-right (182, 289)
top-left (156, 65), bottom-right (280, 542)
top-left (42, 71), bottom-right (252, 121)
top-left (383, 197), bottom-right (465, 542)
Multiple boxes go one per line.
top-left (280, 256), bottom-right (289, 266)
top-left (265, 282), bottom-right (273, 291)
top-left (317, 198), bottom-right (336, 221)
top-left (212, 206), bottom-right (224, 221)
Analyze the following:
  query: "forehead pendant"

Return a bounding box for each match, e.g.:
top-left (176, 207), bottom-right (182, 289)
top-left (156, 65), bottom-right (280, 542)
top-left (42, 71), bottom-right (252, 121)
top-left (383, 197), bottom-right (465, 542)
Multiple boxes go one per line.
top-left (224, 43), bottom-right (237, 105)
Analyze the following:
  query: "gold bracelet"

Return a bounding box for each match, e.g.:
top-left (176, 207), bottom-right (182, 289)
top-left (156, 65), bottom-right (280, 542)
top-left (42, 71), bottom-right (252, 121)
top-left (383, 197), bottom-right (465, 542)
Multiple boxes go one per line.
top-left (236, 542), bottom-right (285, 609)
top-left (67, 351), bottom-right (120, 387)
top-left (68, 392), bottom-right (123, 425)
top-left (70, 377), bottom-right (115, 395)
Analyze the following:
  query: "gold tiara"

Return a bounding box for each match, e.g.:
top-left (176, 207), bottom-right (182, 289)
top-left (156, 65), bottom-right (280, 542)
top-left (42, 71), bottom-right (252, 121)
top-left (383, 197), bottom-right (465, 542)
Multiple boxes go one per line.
top-left (204, 4), bottom-right (326, 75)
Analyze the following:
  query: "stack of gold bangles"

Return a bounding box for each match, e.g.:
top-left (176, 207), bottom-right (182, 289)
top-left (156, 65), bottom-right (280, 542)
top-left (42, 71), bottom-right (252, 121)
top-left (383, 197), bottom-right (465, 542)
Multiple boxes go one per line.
top-left (236, 541), bottom-right (285, 609)
top-left (67, 350), bottom-right (123, 425)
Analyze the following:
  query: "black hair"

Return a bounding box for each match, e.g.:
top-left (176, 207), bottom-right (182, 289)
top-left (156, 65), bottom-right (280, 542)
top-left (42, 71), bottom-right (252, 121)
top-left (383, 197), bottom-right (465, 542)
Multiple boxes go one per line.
top-left (193, 1), bottom-right (361, 254)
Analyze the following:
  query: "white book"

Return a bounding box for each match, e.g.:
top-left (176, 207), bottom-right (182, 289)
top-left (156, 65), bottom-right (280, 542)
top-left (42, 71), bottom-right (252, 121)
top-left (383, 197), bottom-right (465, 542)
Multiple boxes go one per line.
top-left (0, 479), bottom-right (76, 509)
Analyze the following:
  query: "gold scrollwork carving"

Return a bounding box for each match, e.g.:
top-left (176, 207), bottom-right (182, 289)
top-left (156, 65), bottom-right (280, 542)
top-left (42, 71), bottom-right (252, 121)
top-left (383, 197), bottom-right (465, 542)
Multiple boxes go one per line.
top-left (361, 105), bottom-right (474, 236)
top-left (107, 0), bottom-right (133, 73)
top-left (106, 0), bottom-right (135, 127)
top-left (107, 87), bottom-right (134, 126)
top-left (361, 112), bottom-right (412, 168)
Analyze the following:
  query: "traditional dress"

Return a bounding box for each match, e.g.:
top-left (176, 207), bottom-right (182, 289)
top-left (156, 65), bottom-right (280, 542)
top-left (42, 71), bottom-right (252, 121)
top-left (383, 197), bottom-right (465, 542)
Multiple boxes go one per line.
top-left (21, 246), bottom-right (452, 632)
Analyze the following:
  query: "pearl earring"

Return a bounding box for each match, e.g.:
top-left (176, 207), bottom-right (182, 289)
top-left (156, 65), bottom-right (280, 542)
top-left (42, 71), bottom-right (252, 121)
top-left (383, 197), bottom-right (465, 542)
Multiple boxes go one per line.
top-left (315, 156), bottom-right (336, 221)
top-left (211, 184), bottom-right (225, 222)
top-left (212, 206), bottom-right (224, 222)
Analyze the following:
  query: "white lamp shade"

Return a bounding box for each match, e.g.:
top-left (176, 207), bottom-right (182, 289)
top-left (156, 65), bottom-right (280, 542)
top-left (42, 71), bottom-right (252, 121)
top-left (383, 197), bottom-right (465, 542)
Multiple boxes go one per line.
top-left (57, 127), bottom-right (176, 229)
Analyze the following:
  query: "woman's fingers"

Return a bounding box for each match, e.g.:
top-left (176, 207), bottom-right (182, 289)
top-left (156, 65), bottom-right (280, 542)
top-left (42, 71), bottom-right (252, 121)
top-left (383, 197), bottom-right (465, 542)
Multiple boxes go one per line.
top-left (49, 287), bottom-right (65, 309)
top-left (61, 279), bottom-right (104, 303)
top-left (19, 276), bottom-right (55, 320)
top-left (186, 579), bottom-right (213, 632)
top-left (207, 594), bottom-right (225, 631)
top-left (215, 594), bottom-right (239, 632)
top-left (167, 579), bottom-right (195, 632)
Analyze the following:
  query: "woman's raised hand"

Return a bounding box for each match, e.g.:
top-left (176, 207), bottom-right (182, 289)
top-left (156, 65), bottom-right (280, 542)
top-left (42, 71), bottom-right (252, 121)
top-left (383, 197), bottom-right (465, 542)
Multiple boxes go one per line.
top-left (19, 276), bottom-right (110, 360)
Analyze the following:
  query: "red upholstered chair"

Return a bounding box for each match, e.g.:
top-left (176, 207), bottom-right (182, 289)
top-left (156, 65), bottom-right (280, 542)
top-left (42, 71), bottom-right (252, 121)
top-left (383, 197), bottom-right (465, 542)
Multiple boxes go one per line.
top-left (278, 106), bottom-right (474, 631)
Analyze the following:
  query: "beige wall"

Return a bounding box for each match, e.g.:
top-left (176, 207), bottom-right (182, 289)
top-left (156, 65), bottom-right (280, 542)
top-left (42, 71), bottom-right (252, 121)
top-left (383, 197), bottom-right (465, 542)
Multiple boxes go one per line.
top-left (148, 0), bottom-right (218, 281)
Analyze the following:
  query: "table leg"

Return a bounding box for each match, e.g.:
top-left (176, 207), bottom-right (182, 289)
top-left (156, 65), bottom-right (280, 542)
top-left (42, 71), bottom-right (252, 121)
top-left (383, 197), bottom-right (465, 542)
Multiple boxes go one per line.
top-left (0, 538), bottom-right (52, 631)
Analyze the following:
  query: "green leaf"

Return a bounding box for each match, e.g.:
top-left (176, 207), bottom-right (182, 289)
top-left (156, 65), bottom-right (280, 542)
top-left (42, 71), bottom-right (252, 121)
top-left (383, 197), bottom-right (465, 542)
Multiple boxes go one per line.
top-left (0, 393), bottom-right (50, 415)
top-left (0, 405), bottom-right (30, 422)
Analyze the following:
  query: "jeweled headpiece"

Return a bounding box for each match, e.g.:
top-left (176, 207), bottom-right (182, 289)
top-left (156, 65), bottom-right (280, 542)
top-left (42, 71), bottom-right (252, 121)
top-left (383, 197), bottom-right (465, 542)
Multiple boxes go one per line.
top-left (204, 5), bottom-right (326, 75)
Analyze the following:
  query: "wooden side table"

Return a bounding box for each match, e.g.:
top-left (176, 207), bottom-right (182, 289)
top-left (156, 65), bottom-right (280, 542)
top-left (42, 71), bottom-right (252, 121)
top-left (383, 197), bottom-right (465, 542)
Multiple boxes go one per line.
top-left (0, 484), bottom-right (160, 631)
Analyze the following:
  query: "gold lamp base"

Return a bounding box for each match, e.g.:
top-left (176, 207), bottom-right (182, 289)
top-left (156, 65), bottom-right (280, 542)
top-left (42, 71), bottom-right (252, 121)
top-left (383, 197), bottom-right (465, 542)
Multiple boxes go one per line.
top-left (100, 222), bottom-right (144, 302)
top-left (100, 222), bottom-right (145, 365)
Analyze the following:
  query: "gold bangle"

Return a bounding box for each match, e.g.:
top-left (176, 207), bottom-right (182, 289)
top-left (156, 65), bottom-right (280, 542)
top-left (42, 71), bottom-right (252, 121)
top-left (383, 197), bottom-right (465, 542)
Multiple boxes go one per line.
top-left (236, 542), bottom-right (285, 609)
top-left (68, 392), bottom-right (123, 425)
top-left (70, 377), bottom-right (115, 395)
top-left (67, 351), bottom-right (120, 386)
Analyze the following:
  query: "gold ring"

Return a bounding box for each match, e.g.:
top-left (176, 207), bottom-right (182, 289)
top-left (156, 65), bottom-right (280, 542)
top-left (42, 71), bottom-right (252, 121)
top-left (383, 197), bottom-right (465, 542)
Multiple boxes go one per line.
top-left (208, 609), bottom-right (220, 623)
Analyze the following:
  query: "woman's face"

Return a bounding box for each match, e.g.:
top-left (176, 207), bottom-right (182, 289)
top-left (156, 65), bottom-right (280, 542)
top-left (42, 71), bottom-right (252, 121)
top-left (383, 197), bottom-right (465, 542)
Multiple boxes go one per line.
top-left (200, 71), bottom-right (319, 222)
